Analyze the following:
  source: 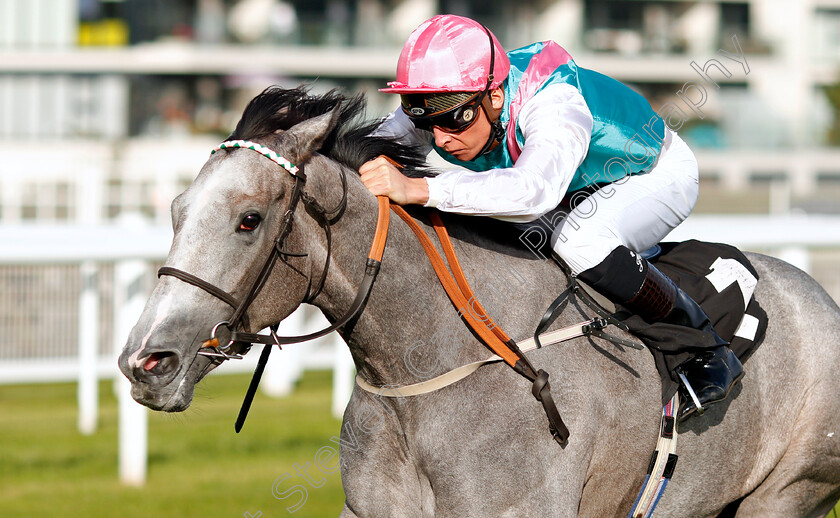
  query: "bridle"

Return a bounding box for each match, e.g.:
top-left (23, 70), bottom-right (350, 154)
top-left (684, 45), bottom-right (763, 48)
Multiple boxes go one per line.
top-left (158, 139), bottom-right (391, 431)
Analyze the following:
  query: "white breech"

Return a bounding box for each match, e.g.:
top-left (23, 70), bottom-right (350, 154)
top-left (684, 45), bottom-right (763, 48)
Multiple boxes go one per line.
top-left (550, 129), bottom-right (699, 275)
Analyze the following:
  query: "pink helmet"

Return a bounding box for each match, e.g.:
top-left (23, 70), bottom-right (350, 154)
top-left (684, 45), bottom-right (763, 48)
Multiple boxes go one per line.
top-left (380, 15), bottom-right (510, 94)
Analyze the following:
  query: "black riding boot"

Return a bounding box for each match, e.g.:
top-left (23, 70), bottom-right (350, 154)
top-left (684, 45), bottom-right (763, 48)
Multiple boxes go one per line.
top-left (578, 246), bottom-right (744, 421)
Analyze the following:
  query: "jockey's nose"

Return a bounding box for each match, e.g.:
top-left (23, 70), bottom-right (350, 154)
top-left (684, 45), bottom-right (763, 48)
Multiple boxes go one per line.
top-left (433, 127), bottom-right (453, 148)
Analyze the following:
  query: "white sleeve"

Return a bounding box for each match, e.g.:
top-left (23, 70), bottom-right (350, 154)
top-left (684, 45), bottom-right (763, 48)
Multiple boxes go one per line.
top-left (424, 83), bottom-right (593, 223)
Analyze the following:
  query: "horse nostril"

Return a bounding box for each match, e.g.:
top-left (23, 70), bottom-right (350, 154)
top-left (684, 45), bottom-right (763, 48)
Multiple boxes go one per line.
top-left (137, 351), bottom-right (180, 380)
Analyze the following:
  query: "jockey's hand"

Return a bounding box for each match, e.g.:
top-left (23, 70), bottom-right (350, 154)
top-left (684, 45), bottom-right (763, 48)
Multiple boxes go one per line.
top-left (359, 157), bottom-right (429, 206)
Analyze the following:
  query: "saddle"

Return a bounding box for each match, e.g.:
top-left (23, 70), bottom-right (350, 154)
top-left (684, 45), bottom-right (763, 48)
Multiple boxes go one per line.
top-left (620, 240), bottom-right (769, 405)
top-left (393, 208), bottom-right (769, 437)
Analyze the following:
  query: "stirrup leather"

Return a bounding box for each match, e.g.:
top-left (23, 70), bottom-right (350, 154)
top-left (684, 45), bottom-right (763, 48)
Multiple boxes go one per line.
top-left (676, 371), bottom-right (705, 416)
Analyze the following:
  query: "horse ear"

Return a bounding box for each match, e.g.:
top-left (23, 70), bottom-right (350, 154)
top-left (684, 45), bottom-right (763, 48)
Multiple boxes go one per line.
top-left (283, 105), bottom-right (342, 165)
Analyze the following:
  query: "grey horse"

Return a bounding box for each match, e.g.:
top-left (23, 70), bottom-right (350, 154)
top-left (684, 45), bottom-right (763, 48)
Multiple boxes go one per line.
top-left (119, 88), bottom-right (840, 517)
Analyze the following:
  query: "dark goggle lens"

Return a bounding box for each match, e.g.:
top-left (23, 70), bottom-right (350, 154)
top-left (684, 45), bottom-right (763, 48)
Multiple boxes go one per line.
top-left (402, 96), bottom-right (482, 133)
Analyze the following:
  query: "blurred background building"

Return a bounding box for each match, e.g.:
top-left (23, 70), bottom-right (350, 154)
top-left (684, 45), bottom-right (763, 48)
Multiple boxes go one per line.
top-left (2, 0), bottom-right (840, 216)
top-left (1, 0), bottom-right (839, 399)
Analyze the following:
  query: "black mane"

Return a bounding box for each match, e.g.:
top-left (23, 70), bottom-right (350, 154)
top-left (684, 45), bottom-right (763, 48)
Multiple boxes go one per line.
top-left (229, 85), bottom-right (431, 178)
top-left (229, 86), bottom-right (534, 256)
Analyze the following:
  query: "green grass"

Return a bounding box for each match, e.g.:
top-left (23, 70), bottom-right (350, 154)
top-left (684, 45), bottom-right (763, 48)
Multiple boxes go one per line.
top-left (2, 372), bottom-right (839, 517)
top-left (0, 371), bottom-right (345, 517)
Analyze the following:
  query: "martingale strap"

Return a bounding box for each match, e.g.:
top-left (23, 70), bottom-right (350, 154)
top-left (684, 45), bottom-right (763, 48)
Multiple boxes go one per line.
top-left (390, 204), bottom-right (570, 444)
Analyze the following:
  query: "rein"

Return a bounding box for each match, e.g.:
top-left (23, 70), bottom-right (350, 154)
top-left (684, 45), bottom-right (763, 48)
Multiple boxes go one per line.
top-left (390, 205), bottom-right (570, 444)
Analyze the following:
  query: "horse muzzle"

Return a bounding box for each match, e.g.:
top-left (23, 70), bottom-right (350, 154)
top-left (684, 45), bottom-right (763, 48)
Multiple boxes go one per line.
top-left (119, 336), bottom-right (216, 412)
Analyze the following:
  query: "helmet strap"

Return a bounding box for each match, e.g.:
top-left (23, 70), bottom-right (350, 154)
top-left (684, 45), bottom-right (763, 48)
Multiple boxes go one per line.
top-left (474, 24), bottom-right (503, 158)
top-left (475, 92), bottom-right (505, 158)
top-left (476, 117), bottom-right (505, 158)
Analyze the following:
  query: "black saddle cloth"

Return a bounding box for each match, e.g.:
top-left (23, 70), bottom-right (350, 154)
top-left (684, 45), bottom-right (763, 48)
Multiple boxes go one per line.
top-left (618, 240), bottom-right (768, 405)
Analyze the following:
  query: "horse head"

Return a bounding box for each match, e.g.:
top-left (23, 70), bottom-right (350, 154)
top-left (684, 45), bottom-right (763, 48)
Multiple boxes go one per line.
top-left (118, 87), bottom-right (366, 411)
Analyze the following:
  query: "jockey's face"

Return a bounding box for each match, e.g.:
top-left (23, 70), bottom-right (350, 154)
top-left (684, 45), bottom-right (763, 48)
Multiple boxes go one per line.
top-left (432, 87), bottom-right (504, 162)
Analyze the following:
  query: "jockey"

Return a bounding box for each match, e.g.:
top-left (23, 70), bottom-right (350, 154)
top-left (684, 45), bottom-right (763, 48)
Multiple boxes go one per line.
top-left (360, 14), bottom-right (742, 421)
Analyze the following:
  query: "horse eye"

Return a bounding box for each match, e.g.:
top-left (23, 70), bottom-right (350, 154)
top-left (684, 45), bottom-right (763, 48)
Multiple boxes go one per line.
top-left (239, 213), bottom-right (262, 232)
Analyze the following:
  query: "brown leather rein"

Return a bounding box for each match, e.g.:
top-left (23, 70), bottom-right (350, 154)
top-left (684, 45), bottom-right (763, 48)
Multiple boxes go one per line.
top-left (390, 205), bottom-right (569, 444)
top-left (159, 145), bottom-right (568, 442)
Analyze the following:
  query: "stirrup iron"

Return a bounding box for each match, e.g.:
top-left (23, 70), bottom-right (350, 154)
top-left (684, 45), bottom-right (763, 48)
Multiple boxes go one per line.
top-left (677, 371), bottom-right (705, 416)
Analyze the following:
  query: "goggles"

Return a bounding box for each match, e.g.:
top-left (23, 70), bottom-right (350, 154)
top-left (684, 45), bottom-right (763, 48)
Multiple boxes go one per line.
top-left (400, 92), bottom-right (485, 133)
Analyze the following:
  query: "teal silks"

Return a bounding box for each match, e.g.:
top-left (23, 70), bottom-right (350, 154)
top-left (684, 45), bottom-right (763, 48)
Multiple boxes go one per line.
top-left (435, 41), bottom-right (666, 192)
